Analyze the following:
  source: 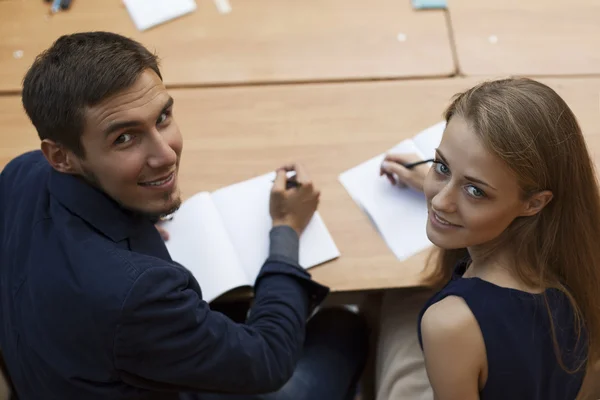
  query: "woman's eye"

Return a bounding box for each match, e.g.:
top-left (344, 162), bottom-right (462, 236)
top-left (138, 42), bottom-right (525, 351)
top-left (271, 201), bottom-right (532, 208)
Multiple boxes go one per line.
top-left (115, 133), bottom-right (134, 145)
top-left (466, 185), bottom-right (485, 198)
top-left (434, 161), bottom-right (450, 175)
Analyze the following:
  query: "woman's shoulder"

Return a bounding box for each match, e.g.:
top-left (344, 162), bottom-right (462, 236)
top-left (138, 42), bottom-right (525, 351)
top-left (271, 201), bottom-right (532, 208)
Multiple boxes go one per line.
top-left (418, 276), bottom-right (533, 351)
top-left (420, 296), bottom-right (488, 393)
top-left (421, 295), bottom-right (479, 341)
top-left (420, 296), bottom-right (487, 366)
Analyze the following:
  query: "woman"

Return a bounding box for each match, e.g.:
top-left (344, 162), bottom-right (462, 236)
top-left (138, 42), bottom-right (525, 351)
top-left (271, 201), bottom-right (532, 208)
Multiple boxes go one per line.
top-left (376, 78), bottom-right (600, 399)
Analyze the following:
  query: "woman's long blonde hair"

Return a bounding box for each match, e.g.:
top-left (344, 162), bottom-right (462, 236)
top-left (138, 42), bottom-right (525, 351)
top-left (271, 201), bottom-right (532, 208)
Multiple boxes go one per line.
top-left (424, 78), bottom-right (600, 374)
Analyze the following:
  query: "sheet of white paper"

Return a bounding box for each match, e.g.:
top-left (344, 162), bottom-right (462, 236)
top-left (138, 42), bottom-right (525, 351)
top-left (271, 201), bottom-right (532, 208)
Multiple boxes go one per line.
top-left (339, 122), bottom-right (446, 261)
top-left (211, 173), bottom-right (340, 282)
top-left (213, 0), bottom-right (232, 14)
top-left (161, 192), bottom-right (248, 303)
top-left (123, 0), bottom-right (197, 31)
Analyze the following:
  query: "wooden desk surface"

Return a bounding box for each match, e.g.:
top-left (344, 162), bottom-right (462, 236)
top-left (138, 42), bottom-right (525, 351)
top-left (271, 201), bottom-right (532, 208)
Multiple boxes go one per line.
top-left (0, 0), bottom-right (455, 93)
top-left (1, 77), bottom-right (599, 293)
top-left (448, 0), bottom-right (600, 76)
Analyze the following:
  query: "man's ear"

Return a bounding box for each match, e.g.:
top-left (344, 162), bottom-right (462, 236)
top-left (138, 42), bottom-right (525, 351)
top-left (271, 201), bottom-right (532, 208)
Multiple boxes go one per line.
top-left (520, 190), bottom-right (553, 217)
top-left (40, 139), bottom-right (80, 174)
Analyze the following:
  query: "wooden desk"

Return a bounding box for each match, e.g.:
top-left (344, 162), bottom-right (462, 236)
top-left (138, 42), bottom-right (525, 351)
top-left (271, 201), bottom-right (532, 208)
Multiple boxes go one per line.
top-left (0, 0), bottom-right (455, 93)
top-left (448, 0), bottom-right (600, 76)
top-left (1, 78), bottom-right (599, 294)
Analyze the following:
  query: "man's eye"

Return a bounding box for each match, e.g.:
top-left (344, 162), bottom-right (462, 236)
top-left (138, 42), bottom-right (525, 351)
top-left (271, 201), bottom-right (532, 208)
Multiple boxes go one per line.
top-left (157, 111), bottom-right (170, 125)
top-left (115, 133), bottom-right (134, 145)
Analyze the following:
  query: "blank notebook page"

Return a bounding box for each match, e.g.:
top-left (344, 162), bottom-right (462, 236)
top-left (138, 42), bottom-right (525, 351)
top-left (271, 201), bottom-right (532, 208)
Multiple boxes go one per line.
top-left (210, 173), bottom-right (340, 281)
top-left (339, 122), bottom-right (445, 261)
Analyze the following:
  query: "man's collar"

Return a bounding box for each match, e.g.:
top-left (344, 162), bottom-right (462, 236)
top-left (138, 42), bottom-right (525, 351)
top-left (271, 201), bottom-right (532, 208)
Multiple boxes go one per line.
top-left (48, 168), bottom-right (138, 242)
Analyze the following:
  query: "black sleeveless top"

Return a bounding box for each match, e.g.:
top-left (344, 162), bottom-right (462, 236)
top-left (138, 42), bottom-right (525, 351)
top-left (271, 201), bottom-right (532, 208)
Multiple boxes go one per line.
top-left (418, 260), bottom-right (587, 399)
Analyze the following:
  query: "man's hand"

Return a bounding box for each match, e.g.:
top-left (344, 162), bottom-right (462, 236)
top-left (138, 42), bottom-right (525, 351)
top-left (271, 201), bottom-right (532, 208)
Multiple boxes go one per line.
top-left (380, 153), bottom-right (430, 193)
top-left (270, 163), bottom-right (320, 236)
top-left (156, 224), bottom-right (169, 241)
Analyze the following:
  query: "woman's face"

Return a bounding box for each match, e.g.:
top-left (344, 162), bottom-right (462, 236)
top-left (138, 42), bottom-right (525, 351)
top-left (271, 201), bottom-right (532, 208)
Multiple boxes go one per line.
top-left (423, 116), bottom-right (534, 250)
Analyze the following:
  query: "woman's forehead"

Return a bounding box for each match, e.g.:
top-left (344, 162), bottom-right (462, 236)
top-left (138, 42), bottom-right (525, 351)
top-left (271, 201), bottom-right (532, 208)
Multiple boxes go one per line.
top-left (440, 116), bottom-right (520, 192)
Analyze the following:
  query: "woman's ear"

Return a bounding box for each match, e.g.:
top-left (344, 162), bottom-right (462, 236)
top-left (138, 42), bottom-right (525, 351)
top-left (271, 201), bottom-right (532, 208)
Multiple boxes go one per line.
top-left (520, 190), bottom-right (553, 217)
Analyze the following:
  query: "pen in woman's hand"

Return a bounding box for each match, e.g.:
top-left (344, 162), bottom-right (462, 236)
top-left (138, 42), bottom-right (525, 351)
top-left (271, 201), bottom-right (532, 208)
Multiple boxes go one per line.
top-left (403, 158), bottom-right (434, 169)
top-left (381, 154), bottom-right (431, 192)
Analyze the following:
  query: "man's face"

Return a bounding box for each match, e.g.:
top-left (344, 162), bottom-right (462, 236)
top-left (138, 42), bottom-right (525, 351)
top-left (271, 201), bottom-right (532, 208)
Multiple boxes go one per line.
top-left (75, 69), bottom-right (183, 219)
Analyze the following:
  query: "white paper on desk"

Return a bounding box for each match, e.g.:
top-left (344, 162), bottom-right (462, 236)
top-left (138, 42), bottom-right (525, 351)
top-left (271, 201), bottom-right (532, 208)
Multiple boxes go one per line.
top-left (211, 172), bottom-right (341, 281)
top-left (123, 0), bottom-right (197, 31)
top-left (162, 192), bottom-right (248, 304)
top-left (161, 171), bottom-right (340, 303)
top-left (339, 122), bottom-right (446, 261)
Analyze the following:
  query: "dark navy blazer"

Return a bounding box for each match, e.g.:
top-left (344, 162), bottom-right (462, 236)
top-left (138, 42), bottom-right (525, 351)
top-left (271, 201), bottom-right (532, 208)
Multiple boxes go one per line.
top-left (0, 151), bottom-right (328, 399)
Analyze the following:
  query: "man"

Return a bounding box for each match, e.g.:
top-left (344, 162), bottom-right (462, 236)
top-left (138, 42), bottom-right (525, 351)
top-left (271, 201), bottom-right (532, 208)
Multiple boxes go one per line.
top-left (0, 32), bottom-right (367, 399)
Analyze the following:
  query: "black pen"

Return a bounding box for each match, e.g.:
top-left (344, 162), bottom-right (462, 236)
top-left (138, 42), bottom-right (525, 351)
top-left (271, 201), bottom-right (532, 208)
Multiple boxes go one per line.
top-left (285, 179), bottom-right (300, 189)
top-left (271, 173), bottom-right (301, 189)
top-left (60, 0), bottom-right (72, 10)
top-left (403, 158), bottom-right (434, 170)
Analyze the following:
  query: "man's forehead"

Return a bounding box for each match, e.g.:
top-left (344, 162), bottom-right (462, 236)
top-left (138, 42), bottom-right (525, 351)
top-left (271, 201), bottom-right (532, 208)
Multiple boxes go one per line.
top-left (88, 70), bottom-right (169, 118)
top-left (87, 85), bottom-right (169, 128)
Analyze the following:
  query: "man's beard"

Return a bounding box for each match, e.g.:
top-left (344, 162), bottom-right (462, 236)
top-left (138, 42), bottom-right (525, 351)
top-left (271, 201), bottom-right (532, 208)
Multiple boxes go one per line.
top-left (79, 167), bottom-right (182, 223)
top-left (147, 192), bottom-right (182, 223)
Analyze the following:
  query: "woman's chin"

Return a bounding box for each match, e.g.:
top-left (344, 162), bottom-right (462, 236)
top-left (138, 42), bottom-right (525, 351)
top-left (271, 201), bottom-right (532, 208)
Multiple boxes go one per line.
top-left (426, 221), bottom-right (464, 250)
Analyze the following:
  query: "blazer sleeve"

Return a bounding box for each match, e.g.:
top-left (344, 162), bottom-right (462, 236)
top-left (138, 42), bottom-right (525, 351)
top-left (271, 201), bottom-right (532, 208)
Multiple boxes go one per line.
top-left (113, 257), bottom-right (328, 395)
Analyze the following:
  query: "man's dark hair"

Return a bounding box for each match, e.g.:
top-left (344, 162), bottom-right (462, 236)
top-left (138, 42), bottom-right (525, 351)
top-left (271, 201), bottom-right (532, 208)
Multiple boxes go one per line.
top-left (22, 31), bottom-right (162, 157)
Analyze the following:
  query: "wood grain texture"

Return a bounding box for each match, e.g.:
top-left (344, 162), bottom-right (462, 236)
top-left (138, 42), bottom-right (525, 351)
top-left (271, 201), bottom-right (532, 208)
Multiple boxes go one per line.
top-left (0, 0), bottom-right (455, 92)
top-left (448, 0), bottom-right (600, 76)
top-left (1, 77), bottom-right (599, 293)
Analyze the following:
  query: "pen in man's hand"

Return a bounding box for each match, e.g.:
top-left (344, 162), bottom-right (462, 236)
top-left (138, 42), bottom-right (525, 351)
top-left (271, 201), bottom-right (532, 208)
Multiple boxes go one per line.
top-left (272, 172), bottom-right (301, 189)
top-left (284, 175), bottom-right (301, 189)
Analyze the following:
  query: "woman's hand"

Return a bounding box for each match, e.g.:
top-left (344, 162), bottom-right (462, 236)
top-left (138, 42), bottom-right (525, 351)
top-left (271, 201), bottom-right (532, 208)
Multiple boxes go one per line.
top-left (380, 153), bottom-right (430, 192)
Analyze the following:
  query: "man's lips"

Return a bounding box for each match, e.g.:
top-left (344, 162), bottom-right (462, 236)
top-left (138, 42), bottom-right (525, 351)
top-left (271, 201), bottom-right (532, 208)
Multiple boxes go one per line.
top-left (139, 172), bottom-right (175, 187)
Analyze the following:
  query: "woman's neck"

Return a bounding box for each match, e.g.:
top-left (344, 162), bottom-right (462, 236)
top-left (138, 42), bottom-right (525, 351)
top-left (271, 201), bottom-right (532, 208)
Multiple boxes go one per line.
top-left (463, 246), bottom-right (511, 278)
top-left (465, 245), bottom-right (544, 293)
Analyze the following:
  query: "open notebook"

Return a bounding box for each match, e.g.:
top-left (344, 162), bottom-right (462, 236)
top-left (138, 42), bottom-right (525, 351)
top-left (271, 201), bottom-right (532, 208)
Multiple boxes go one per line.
top-left (160, 172), bottom-right (340, 303)
top-left (339, 122), bottom-right (446, 261)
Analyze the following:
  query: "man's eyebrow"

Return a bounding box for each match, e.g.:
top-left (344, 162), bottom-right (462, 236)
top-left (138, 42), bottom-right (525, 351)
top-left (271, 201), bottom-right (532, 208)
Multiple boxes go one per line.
top-left (103, 120), bottom-right (140, 137)
top-left (435, 149), bottom-right (497, 191)
top-left (162, 97), bottom-right (174, 113)
top-left (103, 96), bottom-right (174, 137)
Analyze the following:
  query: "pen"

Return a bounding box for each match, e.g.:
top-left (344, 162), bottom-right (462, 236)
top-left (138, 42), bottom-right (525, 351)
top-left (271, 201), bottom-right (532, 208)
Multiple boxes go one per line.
top-left (50, 0), bottom-right (61, 13)
top-left (285, 178), bottom-right (300, 190)
top-left (403, 158), bottom-right (434, 170)
top-left (60, 0), bottom-right (73, 10)
top-left (271, 173), bottom-right (301, 189)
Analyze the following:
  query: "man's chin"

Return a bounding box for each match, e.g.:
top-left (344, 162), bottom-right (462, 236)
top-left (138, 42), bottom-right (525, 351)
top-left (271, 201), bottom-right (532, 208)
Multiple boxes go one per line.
top-left (129, 199), bottom-right (182, 223)
top-left (79, 169), bottom-right (183, 223)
